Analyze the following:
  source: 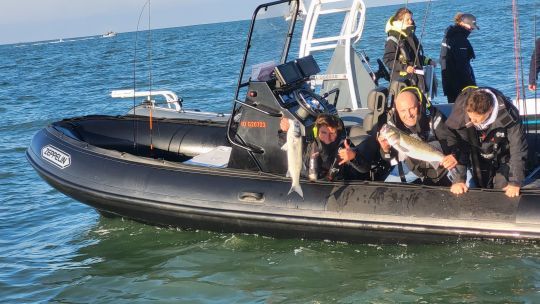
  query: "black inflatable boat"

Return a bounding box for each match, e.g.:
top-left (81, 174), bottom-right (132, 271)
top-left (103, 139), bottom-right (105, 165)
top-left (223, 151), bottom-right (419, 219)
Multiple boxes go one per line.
top-left (26, 0), bottom-right (540, 243)
top-left (25, 113), bottom-right (540, 242)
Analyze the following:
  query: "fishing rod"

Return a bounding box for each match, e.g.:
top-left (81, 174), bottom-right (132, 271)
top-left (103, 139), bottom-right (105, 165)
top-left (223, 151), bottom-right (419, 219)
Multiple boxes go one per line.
top-left (147, 0), bottom-right (155, 153)
top-left (132, 0), bottom-right (157, 156)
top-left (132, 0), bottom-right (150, 151)
top-left (512, 0), bottom-right (529, 133)
top-left (413, 0), bottom-right (432, 68)
top-left (534, 0), bottom-right (538, 140)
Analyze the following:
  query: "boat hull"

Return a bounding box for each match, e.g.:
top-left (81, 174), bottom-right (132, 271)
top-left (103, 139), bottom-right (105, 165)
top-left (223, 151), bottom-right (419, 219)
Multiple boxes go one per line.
top-left (27, 117), bottom-right (540, 243)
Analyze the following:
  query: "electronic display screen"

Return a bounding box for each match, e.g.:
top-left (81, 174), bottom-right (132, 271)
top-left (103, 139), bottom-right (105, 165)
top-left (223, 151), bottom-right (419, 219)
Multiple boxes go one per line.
top-left (296, 55), bottom-right (320, 78)
top-left (274, 61), bottom-right (303, 85)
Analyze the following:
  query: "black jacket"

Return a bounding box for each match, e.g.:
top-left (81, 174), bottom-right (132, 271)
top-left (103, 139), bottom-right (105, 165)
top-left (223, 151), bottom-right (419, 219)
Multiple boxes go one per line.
top-left (529, 38), bottom-right (540, 86)
top-left (380, 106), bottom-right (460, 183)
top-left (278, 129), bottom-right (370, 181)
top-left (383, 18), bottom-right (431, 91)
top-left (440, 25), bottom-right (476, 102)
top-left (446, 88), bottom-right (528, 187)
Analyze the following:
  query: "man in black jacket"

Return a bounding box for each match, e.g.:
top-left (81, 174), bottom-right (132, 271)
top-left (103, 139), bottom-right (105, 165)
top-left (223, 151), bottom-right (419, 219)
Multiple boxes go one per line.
top-left (529, 38), bottom-right (540, 91)
top-left (446, 87), bottom-right (528, 197)
top-left (440, 13), bottom-right (478, 103)
top-left (377, 88), bottom-right (460, 186)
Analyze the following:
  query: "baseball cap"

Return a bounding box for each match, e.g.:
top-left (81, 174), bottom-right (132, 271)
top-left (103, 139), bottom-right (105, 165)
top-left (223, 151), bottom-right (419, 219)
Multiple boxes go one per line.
top-left (460, 13), bottom-right (479, 30)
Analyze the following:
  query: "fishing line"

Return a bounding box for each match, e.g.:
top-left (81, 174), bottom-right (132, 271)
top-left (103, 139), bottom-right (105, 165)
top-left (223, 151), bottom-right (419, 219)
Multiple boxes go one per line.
top-left (413, 0), bottom-right (432, 70)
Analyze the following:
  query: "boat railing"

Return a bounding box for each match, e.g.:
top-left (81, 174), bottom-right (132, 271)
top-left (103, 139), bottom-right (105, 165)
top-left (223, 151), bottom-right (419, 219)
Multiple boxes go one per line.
top-left (111, 89), bottom-right (182, 111)
top-left (299, 0), bottom-right (375, 110)
top-left (299, 0), bottom-right (365, 56)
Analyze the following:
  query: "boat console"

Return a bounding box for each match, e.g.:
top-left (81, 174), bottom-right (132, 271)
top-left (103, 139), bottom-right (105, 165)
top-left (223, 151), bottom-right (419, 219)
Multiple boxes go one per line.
top-left (227, 55), bottom-right (337, 173)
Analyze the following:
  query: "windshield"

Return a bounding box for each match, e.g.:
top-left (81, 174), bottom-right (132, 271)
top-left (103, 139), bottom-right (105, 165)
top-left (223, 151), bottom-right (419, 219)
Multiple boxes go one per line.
top-left (234, 0), bottom-right (299, 100)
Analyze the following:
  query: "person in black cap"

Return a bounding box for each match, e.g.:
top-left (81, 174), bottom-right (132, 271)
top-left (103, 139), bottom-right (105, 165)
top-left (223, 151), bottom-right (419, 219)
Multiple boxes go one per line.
top-left (528, 38), bottom-right (540, 91)
top-left (440, 13), bottom-right (479, 103)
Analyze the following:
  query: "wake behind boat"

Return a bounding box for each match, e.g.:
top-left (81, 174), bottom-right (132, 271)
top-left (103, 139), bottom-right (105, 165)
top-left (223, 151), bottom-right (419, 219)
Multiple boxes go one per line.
top-left (27, 0), bottom-right (540, 243)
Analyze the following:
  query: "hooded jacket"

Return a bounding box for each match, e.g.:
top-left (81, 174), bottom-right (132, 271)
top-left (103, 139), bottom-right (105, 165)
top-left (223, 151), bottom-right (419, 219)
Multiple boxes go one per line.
top-left (446, 87), bottom-right (528, 187)
top-left (440, 24), bottom-right (476, 102)
top-left (383, 17), bottom-right (432, 90)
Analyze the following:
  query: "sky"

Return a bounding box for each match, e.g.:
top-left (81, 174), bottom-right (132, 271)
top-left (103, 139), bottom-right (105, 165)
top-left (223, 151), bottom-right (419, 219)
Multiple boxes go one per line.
top-left (0, 0), bottom-right (425, 45)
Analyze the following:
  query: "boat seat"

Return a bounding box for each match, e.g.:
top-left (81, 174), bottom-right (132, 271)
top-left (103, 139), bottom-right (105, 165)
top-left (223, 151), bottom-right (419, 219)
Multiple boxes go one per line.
top-left (183, 146), bottom-right (232, 168)
top-left (387, 80), bottom-right (408, 108)
top-left (349, 87), bottom-right (388, 146)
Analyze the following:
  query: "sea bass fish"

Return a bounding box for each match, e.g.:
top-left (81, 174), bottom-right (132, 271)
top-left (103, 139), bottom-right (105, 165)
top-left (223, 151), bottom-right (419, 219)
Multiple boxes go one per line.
top-left (380, 123), bottom-right (443, 169)
top-left (282, 119), bottom-right (304, 198)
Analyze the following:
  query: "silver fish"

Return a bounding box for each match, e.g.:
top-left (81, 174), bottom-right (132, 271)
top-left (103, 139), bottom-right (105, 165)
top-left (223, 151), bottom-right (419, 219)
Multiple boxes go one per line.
top-left (380, 123), bottom-right (443, 169)
top-left (281, 119), bottom-right (304, 198)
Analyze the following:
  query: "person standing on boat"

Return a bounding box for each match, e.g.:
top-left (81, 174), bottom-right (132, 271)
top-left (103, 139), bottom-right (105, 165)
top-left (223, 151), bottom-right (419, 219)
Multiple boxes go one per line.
top-left (377, 87), bottom-right (460, 186)
top-left (440, 13), bottom-right (479, 103)
top-left (383, 7), bottom-right (436, 93)
top-left (446, 87), bottom-right (528, 197)
top-left (528, 38), bottom-right (540, 91)
top-left (279, 114), bottom-right (371, 181)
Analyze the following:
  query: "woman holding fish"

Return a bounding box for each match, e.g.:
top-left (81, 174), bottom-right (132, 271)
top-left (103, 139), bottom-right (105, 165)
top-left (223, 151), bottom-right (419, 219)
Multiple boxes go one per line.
top-left (279, 114), bottom-right (372, 196)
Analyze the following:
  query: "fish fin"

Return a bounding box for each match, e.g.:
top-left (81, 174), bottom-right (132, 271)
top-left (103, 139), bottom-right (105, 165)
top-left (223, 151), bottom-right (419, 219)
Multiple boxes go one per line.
top-left (288, 184), bottom-right (304, 198)
top-left (427, 141), bottom-right (443, 152)
top-left (397, 151), bottom-right (407, 162)
top-left (281, 143), bottom-right (288, 151)
top-left (429, 161), bottom-right (440, 169)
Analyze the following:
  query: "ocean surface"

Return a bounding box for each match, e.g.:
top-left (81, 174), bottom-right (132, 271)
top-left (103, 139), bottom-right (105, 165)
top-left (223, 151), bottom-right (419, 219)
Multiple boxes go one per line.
top-left (2, 0), bottom-right (540, 302)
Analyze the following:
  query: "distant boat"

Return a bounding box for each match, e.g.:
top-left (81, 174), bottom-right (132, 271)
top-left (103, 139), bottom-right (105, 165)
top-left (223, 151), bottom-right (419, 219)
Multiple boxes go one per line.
top-left (102, 31), bottom-right (116, 38)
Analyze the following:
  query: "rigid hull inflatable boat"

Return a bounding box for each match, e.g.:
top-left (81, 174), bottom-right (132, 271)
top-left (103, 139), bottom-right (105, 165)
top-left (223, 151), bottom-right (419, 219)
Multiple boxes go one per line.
top-left (26, 115), bottom-right (540, 242)
top-left (27, 0), bottom-right (540, 242)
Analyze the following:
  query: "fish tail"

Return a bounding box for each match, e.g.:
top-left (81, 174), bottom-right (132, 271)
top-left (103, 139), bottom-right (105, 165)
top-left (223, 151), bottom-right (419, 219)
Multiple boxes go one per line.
top-left (288, 184), bottom-right (304, 198)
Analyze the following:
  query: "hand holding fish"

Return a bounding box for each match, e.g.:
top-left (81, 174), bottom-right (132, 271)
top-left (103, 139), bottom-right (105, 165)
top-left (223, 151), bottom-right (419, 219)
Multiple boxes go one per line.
top-left (441, 154), bottom-right (457, 170)
top-left (377, 134), bottom-right (391, 153)
top-left (338, 140), bottom-right (356, 165)
top-left (280, 117), bottom-right (290, 132)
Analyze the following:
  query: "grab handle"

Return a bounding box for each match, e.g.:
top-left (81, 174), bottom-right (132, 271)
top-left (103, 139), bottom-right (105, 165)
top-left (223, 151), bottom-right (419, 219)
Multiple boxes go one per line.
top-left (238, 191), bottom-right (265, 203)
